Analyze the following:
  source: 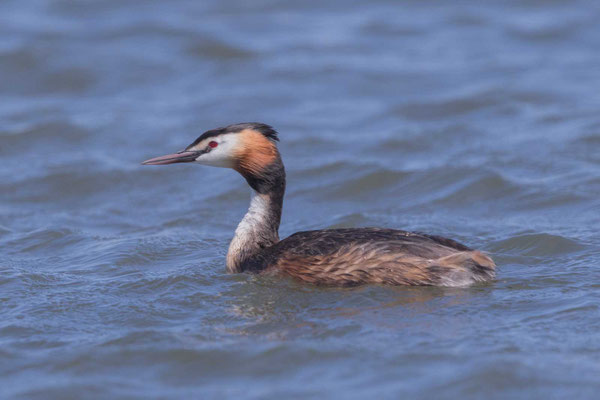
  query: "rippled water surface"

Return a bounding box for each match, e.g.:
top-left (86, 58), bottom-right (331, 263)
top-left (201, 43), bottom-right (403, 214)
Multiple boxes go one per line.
top-left (1, 0), bottom-right (600, 398)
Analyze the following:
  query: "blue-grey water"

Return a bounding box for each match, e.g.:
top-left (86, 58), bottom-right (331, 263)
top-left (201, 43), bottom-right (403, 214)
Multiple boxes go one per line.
top-left (1, 0), bottom-right (599, 398)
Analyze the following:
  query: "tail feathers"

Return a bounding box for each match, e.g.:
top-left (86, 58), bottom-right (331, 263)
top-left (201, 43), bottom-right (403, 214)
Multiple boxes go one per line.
top-left (431, 251), bottom-right (496, 286)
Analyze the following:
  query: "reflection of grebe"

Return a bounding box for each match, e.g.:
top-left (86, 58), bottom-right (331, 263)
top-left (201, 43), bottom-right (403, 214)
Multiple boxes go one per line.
top-left (142, 123), bottom-right (495, 286)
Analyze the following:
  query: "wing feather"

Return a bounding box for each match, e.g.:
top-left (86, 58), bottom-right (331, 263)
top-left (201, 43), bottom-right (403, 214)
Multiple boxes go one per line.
top-left (258, 228), bottom-right (494, 286)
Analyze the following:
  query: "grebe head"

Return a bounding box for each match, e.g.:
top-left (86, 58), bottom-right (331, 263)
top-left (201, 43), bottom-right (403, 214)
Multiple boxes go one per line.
top-left (142, 122), bottom-right (278, 167)
top-left (142, 122), bottom-right (283, 194)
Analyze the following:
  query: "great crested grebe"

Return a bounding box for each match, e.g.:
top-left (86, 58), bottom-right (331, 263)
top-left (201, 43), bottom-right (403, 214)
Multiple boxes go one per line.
top-left (142, 123), bottom-right (495, 287)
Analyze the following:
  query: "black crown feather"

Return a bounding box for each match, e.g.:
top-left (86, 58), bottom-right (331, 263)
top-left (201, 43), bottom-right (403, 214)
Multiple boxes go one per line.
top-left (186, 122), bottom-right (279, 150)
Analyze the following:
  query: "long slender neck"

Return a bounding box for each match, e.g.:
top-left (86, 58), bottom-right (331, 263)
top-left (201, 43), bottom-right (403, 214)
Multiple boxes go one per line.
top-left (226, 157), bottom-right (285, 273)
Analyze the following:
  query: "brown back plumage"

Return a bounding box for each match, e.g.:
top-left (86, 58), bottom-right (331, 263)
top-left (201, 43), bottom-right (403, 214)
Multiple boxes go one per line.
top-left (243, 228), bottom-right (495, 287)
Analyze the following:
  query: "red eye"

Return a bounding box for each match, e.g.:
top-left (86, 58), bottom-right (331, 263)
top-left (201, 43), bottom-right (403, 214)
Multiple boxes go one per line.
top-left (209, 141), bottom-right (218, 148)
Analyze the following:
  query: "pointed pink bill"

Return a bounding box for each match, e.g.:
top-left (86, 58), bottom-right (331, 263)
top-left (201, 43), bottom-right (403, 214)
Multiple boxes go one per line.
top-left (141, 151), bottom-right (200, 165)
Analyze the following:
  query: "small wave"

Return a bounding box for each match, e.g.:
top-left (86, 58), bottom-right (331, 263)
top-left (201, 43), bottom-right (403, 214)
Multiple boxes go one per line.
top-left (0, 120), bottom-right (89, 152)
top-left (575, 133), bottom-right (600, 146)
top-left (115, 272), bottom-right (213, 292)
top-left (0, 45), bottom-right (96, 95)
top-left (293, 160), bottom-right (360, 178)
top-left (0, 224), bottom-right (11, 237)
top-left (394, 91), bottom-right (500, 121)
top-left (4, 228), bottom-right (83, 255)
top-left (489, 233), bottom-right (585, 256)
top-left (1, 165), bottom-right (138, 204)
top-left (326, 169), bottom-right (410, 199)
top-left (186, 36), bottom-right (254, 60)
top-left (433, 172), bottom-right (521, 205)
top-left (505, 19), bottom-right (578, 43)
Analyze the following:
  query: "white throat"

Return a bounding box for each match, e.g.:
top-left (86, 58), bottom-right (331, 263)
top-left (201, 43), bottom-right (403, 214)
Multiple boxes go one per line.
top-left (235, 190), bottom-right (271, 240)
top-left (226, 190), bottom-right (279, 273)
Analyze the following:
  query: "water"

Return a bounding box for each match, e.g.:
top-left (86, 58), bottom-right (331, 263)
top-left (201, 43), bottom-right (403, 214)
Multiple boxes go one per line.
top-left (1, 0), bottom-right (599, 398)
